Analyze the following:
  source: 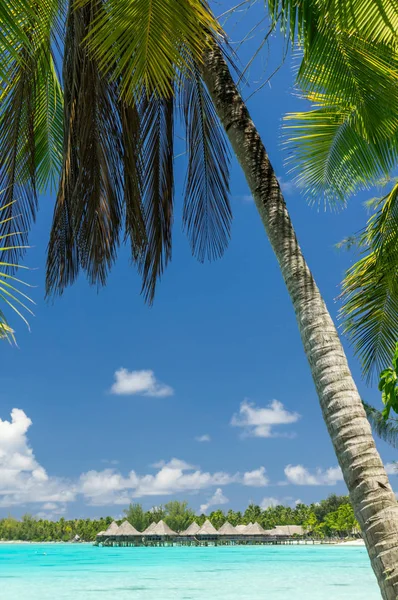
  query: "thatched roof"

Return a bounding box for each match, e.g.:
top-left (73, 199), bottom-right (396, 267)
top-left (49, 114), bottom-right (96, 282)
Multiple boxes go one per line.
top-left (197, 519), bottom-right (218, 535)
top-left (217, 522), bottom-right (237, 536)
top-left (271, 525), bottom-right (304, 536)
top-left (116, 520), bottom-right (141, 536)
top-left (235, 522), bottom-right (252, 533)
top-left (244, 522), bottom-right (266, 535)
top-left (96, 531), bottom-right (106, 537)
top-left (103, 521), bottom-right (120, 536)
top-left (180, 522), bottom-right (201, 536)
top-left (152, 520), bottom-right (177, 536)
top-left (142, 522), bottom-right (157, 535)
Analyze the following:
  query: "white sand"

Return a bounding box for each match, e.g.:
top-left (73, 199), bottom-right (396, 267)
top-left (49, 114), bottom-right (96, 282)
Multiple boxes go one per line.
top-left (334, 539), bottom-right (365, 546)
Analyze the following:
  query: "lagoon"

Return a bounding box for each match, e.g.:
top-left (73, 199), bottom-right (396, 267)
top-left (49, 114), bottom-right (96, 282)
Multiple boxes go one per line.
top-left (0, 543), bottom-right (380, 599)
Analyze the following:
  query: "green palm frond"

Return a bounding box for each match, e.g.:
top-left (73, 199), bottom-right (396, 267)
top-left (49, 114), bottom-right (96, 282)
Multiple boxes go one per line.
top-left (74, 0), bottom-right (223, 101)
top-left (181, 61), bottom-right (231, 262)
top-left (45, 2), bottom-right (231, 302)
top-left (0, 0), bottom-right (63, 265)
top-left (284, 31), bottom-right (398, 203)
top-left (340, 182), bottom-right (398, 380)
top-left (0, 198), bottom-right (34, 342)
top-left (363, 401), bottom-right (398, 449)
top-left (266, 0), bottom-right (398, 47)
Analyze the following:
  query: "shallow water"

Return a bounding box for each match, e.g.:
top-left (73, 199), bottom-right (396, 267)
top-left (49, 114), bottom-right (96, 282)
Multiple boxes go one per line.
top-left (0, 543), bottom-right (381, 599)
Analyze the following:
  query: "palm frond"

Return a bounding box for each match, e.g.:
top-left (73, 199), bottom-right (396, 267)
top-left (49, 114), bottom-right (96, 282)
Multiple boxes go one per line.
top-left (340, 183), bottom-right (398, 380)
top-left (0, 0), bottom-right (63, 265)
top-left (46, 0), bottom-right (145, 295)
top-left (0, 196), bottom-right (34, 342)
top-left (266, 0), bottom-right (398, 47)
top-left (363, 400), bottom-right (398, 449)
top-left (181, 62), bottom-right (231, 262)
top-left (74, 0), bottom-right (223, 101)
top-left (284, 31), bottom-right (398, 204)
top-left (138, 92), bottom-right (174, 303)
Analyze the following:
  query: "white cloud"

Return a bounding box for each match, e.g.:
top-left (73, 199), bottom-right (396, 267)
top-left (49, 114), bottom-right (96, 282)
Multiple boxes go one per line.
top-left (278, 176), bottom-right (296, 196)
top-left (284, 465), bottom-right (343, 486)
top-left (42, 502), bottom-right (59, 511)
top-left (231, 399), bottom-right (300, 438)
top-left (200, 488), bottom-right (229, 513)
top-left (260, 497), bottom-right (280, 509)
top-left (385, 463), bottom-right (397, 475)
top-left (79, 459), bottom-right (239, 506)
top-left (0, 409), bottom-right (76, 507)
top-left (243, 467), bottom-right (268, 487)
top-left (110, 369), bottom-right (174, 397)
top-left (195, 434), bottom-right (211, 443)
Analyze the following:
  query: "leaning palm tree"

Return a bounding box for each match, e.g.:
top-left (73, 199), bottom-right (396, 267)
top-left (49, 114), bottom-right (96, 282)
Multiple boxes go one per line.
top-left (2, 1), bottom-right (398, 596)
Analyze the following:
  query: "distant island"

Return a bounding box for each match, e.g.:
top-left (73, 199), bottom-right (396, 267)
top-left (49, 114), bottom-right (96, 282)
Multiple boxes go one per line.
top-left (0, 494), bottom-right (360, 542)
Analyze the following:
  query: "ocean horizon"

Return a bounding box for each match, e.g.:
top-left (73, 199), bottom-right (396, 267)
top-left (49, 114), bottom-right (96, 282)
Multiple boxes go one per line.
top-left (0, 543), bottom-right (380, 599)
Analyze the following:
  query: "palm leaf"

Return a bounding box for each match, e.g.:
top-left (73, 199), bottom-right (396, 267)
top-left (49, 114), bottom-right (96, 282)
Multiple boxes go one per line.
top-left (284, 31), bottom-right (398, 203)
top-left (138, 92), bottom-right (175, 303)
top-left (266, 0), bottom-right (398, 46)
top-left (181, 61), bottom-right (231, 262)
top-left (0, 0), bottom-right (63, 266)
top-left (0, 196), bottom-right (34, 342)
top-left (46, 0), bottom-right (145, 295)
top-left (340, 182), bottom-right (398, 380)
top-left (74, 0), bottom-right (223, 101)
top-left (363, 400), bottom-right (398, 449)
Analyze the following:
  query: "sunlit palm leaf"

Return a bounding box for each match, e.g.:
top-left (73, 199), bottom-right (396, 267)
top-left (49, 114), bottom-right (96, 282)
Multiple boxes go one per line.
top-left (266, 0), bottom-right (398, 46)
top-left (0, 0), bottom-right (63, 265)
top-left (340, 182), bottom-right (398, 380)
top-left (284, 31), bottom-right (398, 203)
top-left (363, 401), bottom-right (398, 449)
top-left (0, 197), bottom-right (34, 342)
top-left (75, 0), bottom-right (223, 101)
top-left (181, 61), bottom-right (231, 262)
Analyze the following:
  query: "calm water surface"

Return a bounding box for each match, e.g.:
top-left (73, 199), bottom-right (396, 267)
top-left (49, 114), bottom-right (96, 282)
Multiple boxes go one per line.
top-left (0, 543), bottom-right (381, 599)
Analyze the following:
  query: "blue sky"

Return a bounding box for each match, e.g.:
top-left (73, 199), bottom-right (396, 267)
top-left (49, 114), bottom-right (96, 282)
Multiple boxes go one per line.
top-left (0, 2), bottom-right (396, 520)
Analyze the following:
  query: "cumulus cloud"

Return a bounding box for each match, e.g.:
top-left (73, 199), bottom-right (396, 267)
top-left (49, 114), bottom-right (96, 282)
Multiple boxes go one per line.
top-left (0, 409), bottom-right (75, 507)
top-left (284, 464), bottom-right (343, 486)
top-left (231, 400), bottom-right (300, 438)
top-left (79, 459), bottom-right (239, 506)
top-left (195, 434), bottom-right (211, 443)
top-left (110, 369), bottom-right (174, 397)
top-left (243, 467), bottom-right (268, 487)
top-left (385, 463), bottom-right (397, 475)
top-left (260, 497), bottom-right (280, 509)
top-left (200, 488), bottom-right (229, 513)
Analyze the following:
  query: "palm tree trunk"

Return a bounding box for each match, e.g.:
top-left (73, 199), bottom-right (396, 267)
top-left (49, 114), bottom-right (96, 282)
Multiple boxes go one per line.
top-left (202, 45), bottom-right (398, 599)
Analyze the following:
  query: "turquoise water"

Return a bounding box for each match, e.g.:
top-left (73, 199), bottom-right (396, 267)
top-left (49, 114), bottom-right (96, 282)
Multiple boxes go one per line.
top-left (0, 544), bottom-right (380, 599)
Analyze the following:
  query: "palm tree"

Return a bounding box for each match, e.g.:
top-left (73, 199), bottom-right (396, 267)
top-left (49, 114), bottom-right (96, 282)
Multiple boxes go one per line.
top-left (202, 44), bottom-right (398, 599)
top-left (2, 1), bottom-right (398, 596)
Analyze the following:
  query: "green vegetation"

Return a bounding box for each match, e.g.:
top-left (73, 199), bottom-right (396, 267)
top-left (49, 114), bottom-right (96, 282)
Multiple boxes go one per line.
top-left (0, 495), bottom-right (359, 542)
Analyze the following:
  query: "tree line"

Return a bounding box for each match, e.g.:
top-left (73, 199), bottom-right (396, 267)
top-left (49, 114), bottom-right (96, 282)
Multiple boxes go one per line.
top-left (0, 495), bottom-right (359, 542)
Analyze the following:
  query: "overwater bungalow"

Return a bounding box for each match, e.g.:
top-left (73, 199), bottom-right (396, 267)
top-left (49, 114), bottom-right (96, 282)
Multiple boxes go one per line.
top-left (217, 522), bottom-right (238, 541)
top-left (267, 525), bottom-right (304, 539)
top-left (142, 522), bottom-right (157, 535)
top-left (97, 521), bottom-right (119, 540)
top-left (152, 520), bottom-right (177, 537)
top-left (94, 519), bottom-right (307, 547)
top-left (196, 519), bottom-right (218, 542)
top-left (180, 522), bottom-right (201, 536)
